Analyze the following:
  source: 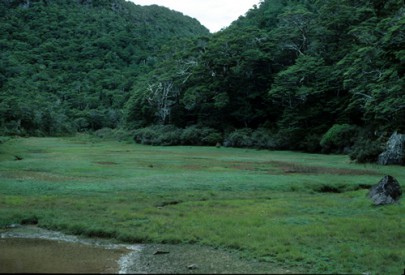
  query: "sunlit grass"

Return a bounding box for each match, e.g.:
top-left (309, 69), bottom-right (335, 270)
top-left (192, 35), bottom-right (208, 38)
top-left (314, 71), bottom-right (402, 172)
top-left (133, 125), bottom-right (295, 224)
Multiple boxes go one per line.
top-left (0, 136), bottom-right (404, 274)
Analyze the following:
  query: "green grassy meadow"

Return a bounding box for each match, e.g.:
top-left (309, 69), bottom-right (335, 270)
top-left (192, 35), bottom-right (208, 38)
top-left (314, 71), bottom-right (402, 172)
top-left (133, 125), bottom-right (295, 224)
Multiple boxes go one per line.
top-left (0, 136), bottom-right (404, 274)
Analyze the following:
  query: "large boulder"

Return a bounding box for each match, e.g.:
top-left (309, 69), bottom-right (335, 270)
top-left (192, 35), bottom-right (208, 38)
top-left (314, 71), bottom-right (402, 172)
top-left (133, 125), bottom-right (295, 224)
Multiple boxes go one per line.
top-left (368, 175), bottom-right (402, 205)
top-left (378, 131), bottom-right (405, 165)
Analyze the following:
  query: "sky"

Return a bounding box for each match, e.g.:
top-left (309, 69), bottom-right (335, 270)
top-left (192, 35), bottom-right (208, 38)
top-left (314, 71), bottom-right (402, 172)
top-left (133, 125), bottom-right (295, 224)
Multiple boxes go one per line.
top-left (129, 0), bottom-right (262, 33)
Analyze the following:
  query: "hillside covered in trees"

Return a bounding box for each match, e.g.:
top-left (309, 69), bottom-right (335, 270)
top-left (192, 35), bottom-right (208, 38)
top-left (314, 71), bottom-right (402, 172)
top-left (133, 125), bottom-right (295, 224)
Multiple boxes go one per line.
top-left (1, 0), bottom-right (404, 163)
top-left (0, 0), bottom-right (209, 133)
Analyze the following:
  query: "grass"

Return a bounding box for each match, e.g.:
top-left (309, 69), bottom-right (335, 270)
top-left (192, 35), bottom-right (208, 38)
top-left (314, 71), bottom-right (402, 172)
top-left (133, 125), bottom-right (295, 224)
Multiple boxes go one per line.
top-left (0, 135), bottom-right (404, 274)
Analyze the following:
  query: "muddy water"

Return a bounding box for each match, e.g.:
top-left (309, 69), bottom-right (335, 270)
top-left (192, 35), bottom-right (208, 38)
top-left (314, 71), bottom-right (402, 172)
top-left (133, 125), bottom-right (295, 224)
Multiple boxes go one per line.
top-left (0, 226), bottom-right (141, 274)
top-left (0, 226), bottom-right (295, 274)
top-left (0, 238), bottom-right (125, 273)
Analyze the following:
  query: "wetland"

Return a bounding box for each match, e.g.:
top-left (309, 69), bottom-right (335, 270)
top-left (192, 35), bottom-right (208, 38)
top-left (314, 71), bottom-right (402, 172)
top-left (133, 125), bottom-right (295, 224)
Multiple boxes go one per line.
top-left (0, 136), bottom-right (404, 274)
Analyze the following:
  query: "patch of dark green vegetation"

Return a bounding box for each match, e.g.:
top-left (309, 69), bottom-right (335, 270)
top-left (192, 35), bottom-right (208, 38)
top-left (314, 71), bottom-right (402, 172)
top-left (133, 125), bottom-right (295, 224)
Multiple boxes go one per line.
top-left (313, 183), bottom-right (376, 194)
top-left (156, 200), bottom-right (183, 208)
top-left (315, 185), bottom-right (345, 194)
top-left (355, 184), bottom-right (374, 190)
top-left (20, 215), bottom-right (39, 225)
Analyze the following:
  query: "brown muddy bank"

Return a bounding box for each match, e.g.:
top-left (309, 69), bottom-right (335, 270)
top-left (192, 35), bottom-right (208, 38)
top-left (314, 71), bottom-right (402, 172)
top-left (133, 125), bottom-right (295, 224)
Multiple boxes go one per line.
top-left (0, 226), bottom-right (294, 274)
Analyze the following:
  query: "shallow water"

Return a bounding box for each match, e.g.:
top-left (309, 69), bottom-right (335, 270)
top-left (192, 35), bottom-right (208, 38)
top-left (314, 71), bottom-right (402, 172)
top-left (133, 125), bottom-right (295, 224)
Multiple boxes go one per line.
top-left (0, 226), bottom-right (294, 274)
top-left (0, 226), bottom-right (141, 274)
top-left (0, 238), bottom-right (125, 273)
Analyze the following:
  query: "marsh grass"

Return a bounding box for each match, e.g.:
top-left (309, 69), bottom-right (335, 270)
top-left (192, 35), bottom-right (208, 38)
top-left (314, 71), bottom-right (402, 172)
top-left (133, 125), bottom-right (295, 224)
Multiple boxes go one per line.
top-left (0, 136), bottom-right (404, 274)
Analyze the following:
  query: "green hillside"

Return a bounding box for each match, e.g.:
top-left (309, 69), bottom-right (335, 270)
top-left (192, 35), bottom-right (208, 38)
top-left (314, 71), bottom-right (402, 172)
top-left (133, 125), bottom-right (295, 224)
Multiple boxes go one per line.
top-left (0, 0), bottom-right (209, 135)
top-left (125, 0), bottom-right (404, 162)
top-left (1, 0), bottom-right (404, 163)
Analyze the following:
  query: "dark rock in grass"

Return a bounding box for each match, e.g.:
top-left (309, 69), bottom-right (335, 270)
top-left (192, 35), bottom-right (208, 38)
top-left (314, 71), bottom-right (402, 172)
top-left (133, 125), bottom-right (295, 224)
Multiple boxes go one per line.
top-left (378, 132), bottom-right (405, 165)
top-left (368, 175), bottom-right (402, 205)
top-left (153, 250), bottom-right (170, 255)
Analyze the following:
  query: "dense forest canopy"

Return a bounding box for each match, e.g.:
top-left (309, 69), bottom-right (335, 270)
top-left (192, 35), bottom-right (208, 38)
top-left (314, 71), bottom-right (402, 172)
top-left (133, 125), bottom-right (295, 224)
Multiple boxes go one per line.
top-left (0, 0), bottom-right (208, 134)
top-left (0, 0), bottom-right (404, 162)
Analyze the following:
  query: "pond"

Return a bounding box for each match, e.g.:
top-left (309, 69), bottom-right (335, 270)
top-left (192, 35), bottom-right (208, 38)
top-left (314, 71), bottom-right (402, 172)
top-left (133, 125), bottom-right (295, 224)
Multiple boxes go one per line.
top-left (0, 226), bottom-right (139, 273)
top-left (0, 226), bottom-right (293, 274)
top-left (0, 238), bottom-right (127, 273)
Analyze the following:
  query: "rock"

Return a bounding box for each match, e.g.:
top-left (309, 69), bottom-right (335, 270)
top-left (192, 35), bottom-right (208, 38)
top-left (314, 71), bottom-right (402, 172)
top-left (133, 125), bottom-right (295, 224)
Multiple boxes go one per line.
top-left (187, 264), bottom-right (198, 270)
top-left (153, 250), bottom-right (170, 255)
top-left (368, 175), bottom-right (402, 205)
top-left (5, 223), bottom-right (21, 229)
top-left (378, 131), bottom-right (405, 165)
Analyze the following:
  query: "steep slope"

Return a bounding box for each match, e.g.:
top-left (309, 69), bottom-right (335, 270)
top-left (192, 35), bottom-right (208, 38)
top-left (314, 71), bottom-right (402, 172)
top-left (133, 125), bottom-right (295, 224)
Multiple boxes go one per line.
top-left (0, 0), bottom-right (209, 135)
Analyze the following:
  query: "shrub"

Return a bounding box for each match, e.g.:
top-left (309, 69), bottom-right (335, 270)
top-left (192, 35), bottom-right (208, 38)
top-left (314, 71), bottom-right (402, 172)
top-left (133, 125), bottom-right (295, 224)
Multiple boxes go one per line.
top-left (93, 128), bottom-right (133, 142)
top-left (250, 128), bottom-right (278, 149)
top-left (224, 128), bottom-right (253, 148)
top-left (271, 127), bottom-right (304, 150)
top-left (301, 133), bottom-right (322, 153)
top-left (133, 126), bottom-right (158, 145)
top-left (0, 136), bottom-right (11, 144)
top-left (349, 139), bottom-right (383, 163)
top-left (180, 125), bottom-right (203, 145)
top-left (180, 126), bottom-right (222, 146)
top-left (156, 127), bottom-right (182, 146)
top-left (133, 125), bottom-right (182, 145)
top-left (201, 131), bottom-right (223, 146)
top-left (223, 128), bottom-right (282, 149)
top-left (320, 124), bottom-right (359, 153)
top-left (112, 128), bottom-right (133, 142)
top-left (94, 127), bottom-right (114, 139)
top-left (134, 125), bottom-right (223, 146)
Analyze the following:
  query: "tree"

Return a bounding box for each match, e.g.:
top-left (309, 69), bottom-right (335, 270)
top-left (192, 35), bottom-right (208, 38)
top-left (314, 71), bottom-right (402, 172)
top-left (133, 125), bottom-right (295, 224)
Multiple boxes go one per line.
top-left (0, 0), bottom-right (209, 135)
top-left (340, 4), bottom-right (405, 132)
top-left (275, 4), bottom-right (314, 56)
top-left (146, 81), bottom-right (179, 124)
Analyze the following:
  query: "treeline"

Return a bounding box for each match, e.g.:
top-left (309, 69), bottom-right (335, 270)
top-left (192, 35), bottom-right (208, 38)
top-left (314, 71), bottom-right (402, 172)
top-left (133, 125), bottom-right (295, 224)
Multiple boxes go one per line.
top-left (126, 0), bottom-right (404, 162)
top-left (1, 0), bottom-right (404, 163)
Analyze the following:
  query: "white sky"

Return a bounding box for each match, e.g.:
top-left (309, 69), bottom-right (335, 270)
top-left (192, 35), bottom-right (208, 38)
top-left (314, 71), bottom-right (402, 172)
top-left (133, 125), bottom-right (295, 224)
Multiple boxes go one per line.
top-left (128, 0), bottom-right (261, 33)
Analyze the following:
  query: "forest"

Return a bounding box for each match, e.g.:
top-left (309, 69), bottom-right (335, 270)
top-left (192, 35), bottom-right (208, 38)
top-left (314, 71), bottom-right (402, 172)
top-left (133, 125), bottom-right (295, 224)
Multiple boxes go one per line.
top-left (1, 0), bottom-right (404, 163)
